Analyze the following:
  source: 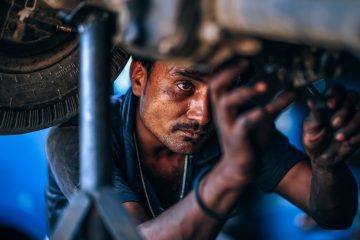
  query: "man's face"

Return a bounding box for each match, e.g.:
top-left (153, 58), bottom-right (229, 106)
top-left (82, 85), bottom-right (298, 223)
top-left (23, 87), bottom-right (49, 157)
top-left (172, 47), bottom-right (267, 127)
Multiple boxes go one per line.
top-left (133, 60), bottom-right (214, 154)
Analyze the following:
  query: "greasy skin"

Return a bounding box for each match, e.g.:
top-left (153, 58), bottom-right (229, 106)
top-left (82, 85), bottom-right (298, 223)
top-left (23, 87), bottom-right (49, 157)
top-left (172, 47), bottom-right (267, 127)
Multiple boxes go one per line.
top-left (124, 60), bottom-right (359, 239)
top-left (133, 61), bottom-right (214, 156)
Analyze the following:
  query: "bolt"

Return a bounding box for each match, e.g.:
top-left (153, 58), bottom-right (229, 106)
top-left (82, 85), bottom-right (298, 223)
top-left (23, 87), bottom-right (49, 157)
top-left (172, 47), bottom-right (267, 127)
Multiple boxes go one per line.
top-left (235, 38), bottom-right (262, 56)
top-left (200, 22), bottom-right (221, 44)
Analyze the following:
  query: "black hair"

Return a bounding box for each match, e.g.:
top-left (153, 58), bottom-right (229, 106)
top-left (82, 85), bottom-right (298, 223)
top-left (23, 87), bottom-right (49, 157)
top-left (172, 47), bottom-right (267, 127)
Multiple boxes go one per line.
top-left (132, 55), bottom-right (154, 74)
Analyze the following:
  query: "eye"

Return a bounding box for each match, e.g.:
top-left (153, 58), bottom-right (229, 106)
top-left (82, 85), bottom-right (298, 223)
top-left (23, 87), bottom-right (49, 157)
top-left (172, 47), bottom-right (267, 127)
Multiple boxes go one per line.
top-left (176, 81), bottom-right (194, 92)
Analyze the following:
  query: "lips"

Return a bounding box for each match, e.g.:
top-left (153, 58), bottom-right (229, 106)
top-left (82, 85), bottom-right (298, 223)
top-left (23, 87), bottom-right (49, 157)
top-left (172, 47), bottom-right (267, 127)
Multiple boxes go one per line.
top-left (179, 129), bottom-right (203, 139)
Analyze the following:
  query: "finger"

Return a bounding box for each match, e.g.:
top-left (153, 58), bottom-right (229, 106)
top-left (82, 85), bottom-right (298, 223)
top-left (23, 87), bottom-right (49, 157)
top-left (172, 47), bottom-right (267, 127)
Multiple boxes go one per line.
top-left (329, 134), bottom-right (360, 162)
top-left (349, 134), bottom-right (360, 148)
top-left (265, 90), bottom-right (296, 119)
top-left (326, 84), bottom-right (347, 110)
top-left (319, 141), bottom-right (354, 165)
top-left (330, 91), bottom-right (359, 129)
top-left (222, 83), bottom-right (267, 108)
top-left (222, 82), bottom-right (266, 112)
top-left (210, 61), bottom-right (250, 100)
top-left (236, 108), bottom-right (273, 148)
top-left (303, 122), bottom-right (327, 144)
top-left (336, 138), bottom-right (360, 162)
top-left (316, 142), bottom-right (338, 165)
top-left (215, 83), bottom-right (266, 125)
top-left (307, 99), bottom-right (325, 126)
top-left (335, 112), bottom-right (360, 141)
top-left (234, 108), bottom-right (268, 135)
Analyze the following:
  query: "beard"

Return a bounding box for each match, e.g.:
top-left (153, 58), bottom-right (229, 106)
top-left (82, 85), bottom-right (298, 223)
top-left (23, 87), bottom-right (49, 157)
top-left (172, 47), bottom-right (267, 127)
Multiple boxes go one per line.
top-left (158, 121), bottom-right (214, 154)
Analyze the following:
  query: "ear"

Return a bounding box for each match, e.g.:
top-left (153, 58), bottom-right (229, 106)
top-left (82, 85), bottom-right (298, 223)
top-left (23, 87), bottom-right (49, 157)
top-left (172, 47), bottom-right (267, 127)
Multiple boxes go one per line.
top-left (130, 60), bottom-right (148, 97)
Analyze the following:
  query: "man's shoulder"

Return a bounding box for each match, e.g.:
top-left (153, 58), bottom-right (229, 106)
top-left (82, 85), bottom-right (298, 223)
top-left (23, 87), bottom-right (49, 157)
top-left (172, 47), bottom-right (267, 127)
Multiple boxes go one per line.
top-left (110, 89), bottom-right (135, 115)
top-left (110, 90), bottom-right (135, 126)
top-left (110, 94), bottom-right (126, 107)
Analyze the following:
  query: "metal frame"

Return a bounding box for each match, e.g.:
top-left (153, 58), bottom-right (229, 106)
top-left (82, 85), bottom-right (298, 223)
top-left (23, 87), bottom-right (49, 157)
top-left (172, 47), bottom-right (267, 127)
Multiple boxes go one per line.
top-left (52, 5), bottom-right (141, 239)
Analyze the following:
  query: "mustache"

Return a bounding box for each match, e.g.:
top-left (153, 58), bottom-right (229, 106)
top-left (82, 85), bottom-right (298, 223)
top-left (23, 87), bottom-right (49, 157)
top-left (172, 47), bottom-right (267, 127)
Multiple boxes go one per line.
top-left (171, 122), bottom-right (211, 132)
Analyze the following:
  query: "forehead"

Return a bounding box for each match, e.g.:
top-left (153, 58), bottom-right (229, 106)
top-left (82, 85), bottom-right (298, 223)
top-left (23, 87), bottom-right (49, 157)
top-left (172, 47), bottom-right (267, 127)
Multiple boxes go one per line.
top-left (152, 61), bottom-right (214, 83)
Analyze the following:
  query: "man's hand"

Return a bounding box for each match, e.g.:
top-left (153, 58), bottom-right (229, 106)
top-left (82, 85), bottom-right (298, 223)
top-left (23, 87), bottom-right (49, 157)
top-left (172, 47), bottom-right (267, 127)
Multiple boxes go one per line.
top-left (303, 85), bottom-right (360, 168)
top-left (209, 64), bottom-right (296, 183)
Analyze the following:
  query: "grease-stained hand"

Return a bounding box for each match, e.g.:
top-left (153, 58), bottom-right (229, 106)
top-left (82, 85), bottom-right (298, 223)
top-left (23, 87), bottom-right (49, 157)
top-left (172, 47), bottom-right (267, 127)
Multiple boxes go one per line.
top-left (209, 63), bottom-right (296, 181)
top-left (303, 85), bottom-right (360, 168)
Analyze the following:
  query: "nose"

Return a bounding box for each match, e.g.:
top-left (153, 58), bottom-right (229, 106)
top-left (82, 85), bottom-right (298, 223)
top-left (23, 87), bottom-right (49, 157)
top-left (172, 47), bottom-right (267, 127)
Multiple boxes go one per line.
top-left (187, 91), bottom-right (210, 126)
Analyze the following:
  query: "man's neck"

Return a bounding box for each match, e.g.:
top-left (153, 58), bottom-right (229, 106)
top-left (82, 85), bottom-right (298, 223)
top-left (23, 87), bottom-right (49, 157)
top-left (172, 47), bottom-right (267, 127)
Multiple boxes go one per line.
top-left (135, 105), bottom-right (184, 179)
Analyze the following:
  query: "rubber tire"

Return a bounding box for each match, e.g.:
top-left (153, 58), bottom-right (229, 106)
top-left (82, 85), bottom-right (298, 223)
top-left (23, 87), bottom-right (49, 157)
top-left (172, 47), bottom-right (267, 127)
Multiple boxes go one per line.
top-left (0, 39), bottom-right (129, 135)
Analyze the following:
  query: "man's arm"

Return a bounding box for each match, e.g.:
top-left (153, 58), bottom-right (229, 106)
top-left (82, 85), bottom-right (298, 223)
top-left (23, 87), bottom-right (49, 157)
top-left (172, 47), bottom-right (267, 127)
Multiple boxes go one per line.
top-left (134, 161), bottom-right (249, 239)
top-left (275, 161), bottom-right (358, 229)
top-left (276, 86), bottom-right (359, 229)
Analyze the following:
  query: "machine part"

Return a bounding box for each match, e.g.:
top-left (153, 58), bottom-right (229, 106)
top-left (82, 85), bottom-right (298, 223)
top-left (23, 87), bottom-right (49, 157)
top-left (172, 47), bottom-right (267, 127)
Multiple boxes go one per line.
top-left (52, 5), bottom-right (141, 239)
top-left (214, 0), bottom-right (360, 51)
top-left (41, 0), bottom-right (360, 70)
top-left (77, 4), bottom-right (113, 191)
top-left (42, 0), bottom-right (83, 11)
top-left (0, 0), bottom-right (129, 134)
top-left (111, 0), bottom-right (360, 67)
top-left (117, 0), bottom-right (202, 60)
top-left (40, 0), bottom-right (360, 65)
top-left (251, 42), bottom-right (345, 88)
top-left (52, 192), bottom-right (92, 239)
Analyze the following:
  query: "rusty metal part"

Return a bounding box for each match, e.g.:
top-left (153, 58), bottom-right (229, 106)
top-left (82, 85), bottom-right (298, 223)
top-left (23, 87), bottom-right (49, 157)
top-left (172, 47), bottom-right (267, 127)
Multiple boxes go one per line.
top-left (40, 0), bottom-right (360, 65)
top-left (109, 0), bottom-right (360, 90)
top-left (42, 0), bottom-right (83, 11)
top-left (56, 24), bottom-right (76, 32)
top-left (100, 0), bottom-right (359, 71)
top-left (0, 0), bottom-right (72, 56)
top-left (251, 42), bottom-right (346, 88)
top-left (116, 0), bottom-right (202, 60)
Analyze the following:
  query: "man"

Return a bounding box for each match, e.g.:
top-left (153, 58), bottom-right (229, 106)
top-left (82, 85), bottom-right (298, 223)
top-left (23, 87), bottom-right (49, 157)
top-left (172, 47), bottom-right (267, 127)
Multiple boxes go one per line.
top-left (46, 58), bottom-right (360, 239)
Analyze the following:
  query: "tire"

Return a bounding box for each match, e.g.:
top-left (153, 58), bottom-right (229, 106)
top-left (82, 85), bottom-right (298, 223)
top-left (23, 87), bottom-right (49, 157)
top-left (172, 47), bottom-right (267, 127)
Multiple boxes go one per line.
top-left (0, 0), bottom-right (129, 134)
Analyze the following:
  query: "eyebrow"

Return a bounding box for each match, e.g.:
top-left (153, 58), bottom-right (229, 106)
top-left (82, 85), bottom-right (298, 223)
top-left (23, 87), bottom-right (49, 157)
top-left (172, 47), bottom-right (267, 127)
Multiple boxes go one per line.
top-left (173, 68), bottom-right (212, 82)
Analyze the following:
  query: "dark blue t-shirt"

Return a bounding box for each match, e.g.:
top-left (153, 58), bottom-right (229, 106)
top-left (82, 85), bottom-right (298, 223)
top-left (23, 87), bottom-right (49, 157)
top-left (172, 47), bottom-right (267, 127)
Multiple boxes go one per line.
top-left (46, 89), bottom-right (306, 232)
